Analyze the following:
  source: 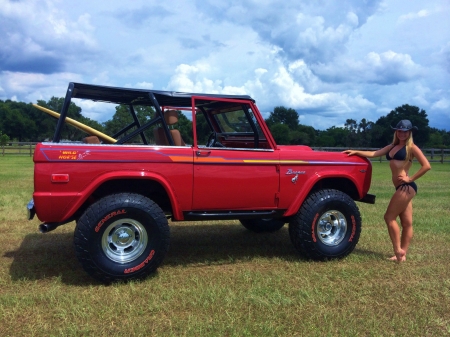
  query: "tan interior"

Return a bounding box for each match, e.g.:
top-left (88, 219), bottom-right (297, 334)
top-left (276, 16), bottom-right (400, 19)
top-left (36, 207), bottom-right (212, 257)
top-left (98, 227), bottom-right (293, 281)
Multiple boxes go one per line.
top-left (153, 110), bottom-right (186, 146)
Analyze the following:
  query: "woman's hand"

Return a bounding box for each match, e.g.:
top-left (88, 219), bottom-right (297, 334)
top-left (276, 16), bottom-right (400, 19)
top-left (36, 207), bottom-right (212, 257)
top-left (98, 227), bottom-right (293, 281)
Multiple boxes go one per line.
top-left (342, 150), bottom-right (356, 156)
top-left (397, 172), bottom-right (412, 184)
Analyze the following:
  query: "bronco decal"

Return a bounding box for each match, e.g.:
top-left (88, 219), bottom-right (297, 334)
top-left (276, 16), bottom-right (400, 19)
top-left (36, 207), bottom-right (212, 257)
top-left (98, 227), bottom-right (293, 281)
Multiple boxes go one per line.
top-left (124, 250), bottom-right (155, 274)
top-left (95, 209), bottom-right (126, 232)
top-left (77, 151), bottom-right (91, 160)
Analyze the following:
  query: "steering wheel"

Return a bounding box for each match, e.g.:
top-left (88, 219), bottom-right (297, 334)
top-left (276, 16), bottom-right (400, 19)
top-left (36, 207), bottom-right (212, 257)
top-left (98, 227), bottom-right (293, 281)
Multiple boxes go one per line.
top-left (206, 132), bottom-right (217, 147)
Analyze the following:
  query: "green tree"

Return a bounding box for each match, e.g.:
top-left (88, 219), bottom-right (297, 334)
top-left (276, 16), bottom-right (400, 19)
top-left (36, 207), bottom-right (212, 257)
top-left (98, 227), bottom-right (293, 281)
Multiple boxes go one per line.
top-left (426, 132), bottom-right (443, 148)
top-left (265, 106), bottom-right (317, 145)
top-left (426, 128), bottom-right (450, 148)
top-left (265, 106), bottom-right (299, 129)
top-left (36, 97), bottom-right (101, 141)
top-left (317, 126), bottom-right (349, 147)
top-left (289, 130), bottom-right (310, 145)
top-left (195, 112), bottom-right (211, 145)
top-left (357, 118), bottom-right (374, 147)
top-left (103, 104), bottom-right (155, 142)
top-left (372, 104), bottom-right (429, 147)
top-left (0, 104), bottom-right (37, 141)
top-left (344, 119), bottom-right (359, 147)
top-left (270, 123), bottom-right (291, 144)
top-left (444, 131), bottom-right (450, 147)
top-left (176, 112), bottom-right (193, 145)
top-left (0, 131), bottom-right (10, 146)
top-left (315, 134), bottom-right (336, 147)
top-left (344, 119), bottom-right (357, 132)
top-left (292, 125), bottom-right (316, 145)
top-left (103, 105), bottom-right (155, 133)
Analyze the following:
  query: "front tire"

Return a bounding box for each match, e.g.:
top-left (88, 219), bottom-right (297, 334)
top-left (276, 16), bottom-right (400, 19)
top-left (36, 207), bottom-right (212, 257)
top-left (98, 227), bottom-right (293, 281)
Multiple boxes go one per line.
top-left (289, 189), bottom-right (361, 260)
top-left (74, 193), bottom-right (170, 283)
top-left (239, 218), bottom-right (286, 233)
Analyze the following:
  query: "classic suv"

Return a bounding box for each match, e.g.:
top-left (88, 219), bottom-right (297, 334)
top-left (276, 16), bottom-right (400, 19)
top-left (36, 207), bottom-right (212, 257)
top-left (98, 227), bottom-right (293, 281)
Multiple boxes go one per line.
top-left (28, 82), bottom-right (375, 283)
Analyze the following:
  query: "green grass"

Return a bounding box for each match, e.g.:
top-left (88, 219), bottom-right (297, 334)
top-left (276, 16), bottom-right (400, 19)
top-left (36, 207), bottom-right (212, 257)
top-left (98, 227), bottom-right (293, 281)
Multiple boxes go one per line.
top-left (1, 157), bottom-right (449, 336)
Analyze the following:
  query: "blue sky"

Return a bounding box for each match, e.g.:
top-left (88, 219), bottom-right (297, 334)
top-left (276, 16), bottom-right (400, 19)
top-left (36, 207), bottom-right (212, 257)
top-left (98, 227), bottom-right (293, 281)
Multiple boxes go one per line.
top-left (1, 0), bottom-right (449, 130)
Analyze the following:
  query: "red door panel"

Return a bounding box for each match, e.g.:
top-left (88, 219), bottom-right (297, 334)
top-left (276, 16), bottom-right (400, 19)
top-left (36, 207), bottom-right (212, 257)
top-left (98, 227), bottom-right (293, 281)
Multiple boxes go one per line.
top-left (193, 148), bottom-right (279, 210)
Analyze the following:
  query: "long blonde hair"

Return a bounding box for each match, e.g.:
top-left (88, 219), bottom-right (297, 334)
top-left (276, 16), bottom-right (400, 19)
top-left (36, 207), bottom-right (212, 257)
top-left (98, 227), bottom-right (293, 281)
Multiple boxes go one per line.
top-left (392, 131), bottom-right (414, 162)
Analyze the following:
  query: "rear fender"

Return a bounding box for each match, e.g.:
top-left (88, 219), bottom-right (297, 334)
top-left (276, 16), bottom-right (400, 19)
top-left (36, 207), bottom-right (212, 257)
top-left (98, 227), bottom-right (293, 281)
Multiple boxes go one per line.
top-left (61, 171), bottom-right (182, 222)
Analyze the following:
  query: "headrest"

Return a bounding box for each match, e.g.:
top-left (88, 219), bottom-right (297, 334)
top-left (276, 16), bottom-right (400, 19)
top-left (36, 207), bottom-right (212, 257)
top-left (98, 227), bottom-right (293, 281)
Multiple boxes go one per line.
top-left (165, 110), bottom-right (178, 125)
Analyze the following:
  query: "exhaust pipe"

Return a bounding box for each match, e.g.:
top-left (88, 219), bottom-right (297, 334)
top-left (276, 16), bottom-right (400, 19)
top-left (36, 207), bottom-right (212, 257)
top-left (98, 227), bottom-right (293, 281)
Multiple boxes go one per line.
top-left (39, 223), bottom-right (60, 233)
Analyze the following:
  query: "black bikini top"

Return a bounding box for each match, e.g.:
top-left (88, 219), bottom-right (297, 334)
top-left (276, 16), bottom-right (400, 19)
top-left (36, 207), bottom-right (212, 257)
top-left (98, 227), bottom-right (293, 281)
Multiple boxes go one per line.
top-left (386, 145), bottom-right (409, 161)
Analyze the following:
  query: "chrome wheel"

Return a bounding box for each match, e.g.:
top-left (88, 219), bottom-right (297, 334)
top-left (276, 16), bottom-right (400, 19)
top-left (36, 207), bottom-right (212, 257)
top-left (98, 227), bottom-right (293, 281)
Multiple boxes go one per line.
top-left (317, 210), bottom-right (347, 246)
top-left (101, 219), bottom-right (148, 263)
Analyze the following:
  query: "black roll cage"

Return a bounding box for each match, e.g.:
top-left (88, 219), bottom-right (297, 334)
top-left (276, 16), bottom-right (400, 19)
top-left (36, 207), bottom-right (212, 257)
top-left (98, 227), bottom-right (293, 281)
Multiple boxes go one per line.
top-left (52, 82), bottom-right (255, 145)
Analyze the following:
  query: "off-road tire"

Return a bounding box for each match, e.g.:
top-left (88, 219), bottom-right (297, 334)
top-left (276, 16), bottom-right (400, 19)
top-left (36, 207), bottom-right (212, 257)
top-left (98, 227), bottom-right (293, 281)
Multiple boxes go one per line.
top-left (74, 193), bottom-right (170, 283)
top-left (239, 218), bottom-right (285, 233)
top-left (289, 189), bottom-right (361, 260)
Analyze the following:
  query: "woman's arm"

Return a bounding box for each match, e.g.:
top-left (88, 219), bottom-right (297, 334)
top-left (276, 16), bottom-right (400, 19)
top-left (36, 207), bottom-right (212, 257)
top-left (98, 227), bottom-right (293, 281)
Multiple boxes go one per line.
top-left (342, 144), bottom-right (392, 158)
top-left (407, 145), bottom-right (431, 182)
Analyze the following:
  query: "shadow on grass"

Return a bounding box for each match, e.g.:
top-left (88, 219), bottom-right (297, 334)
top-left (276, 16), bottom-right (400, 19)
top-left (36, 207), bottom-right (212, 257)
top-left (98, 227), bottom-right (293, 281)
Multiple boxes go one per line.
top-left (4, 231), bottom-right (97, 285)
top-left (351, 248), bottom-right (386, 260)
top-left (4, 222), bottom-right (381, 284)
top-left (165, 223), bottom-right (299, 266)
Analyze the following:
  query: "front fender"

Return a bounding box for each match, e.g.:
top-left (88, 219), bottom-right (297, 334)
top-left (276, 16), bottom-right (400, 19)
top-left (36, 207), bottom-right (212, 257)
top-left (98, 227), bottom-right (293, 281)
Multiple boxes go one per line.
top-left (283, 171), bottom-right (366, 217)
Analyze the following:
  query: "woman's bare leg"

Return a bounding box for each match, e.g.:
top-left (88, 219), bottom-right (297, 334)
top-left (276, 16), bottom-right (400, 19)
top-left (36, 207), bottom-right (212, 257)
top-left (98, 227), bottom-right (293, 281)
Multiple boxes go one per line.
top-left (384, 186), bottom-right (415, 262)
top-left (398, 200), bottom-right (413, 257)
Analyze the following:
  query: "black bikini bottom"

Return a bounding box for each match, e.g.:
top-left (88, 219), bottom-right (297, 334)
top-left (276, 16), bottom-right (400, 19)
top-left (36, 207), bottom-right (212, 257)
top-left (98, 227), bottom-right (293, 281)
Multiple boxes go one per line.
top-left (396, 181), bottom-right (418, 194)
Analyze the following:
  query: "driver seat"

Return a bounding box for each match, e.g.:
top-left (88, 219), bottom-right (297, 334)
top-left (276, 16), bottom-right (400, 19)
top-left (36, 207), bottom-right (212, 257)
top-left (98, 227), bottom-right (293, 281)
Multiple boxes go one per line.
top-left (153, 110), bottom-right (186, 146)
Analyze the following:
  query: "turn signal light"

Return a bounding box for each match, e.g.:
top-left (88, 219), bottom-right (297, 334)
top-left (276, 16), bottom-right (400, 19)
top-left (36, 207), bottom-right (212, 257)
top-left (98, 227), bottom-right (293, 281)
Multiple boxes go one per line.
top-left (51, 174), bottom-right (69, 183)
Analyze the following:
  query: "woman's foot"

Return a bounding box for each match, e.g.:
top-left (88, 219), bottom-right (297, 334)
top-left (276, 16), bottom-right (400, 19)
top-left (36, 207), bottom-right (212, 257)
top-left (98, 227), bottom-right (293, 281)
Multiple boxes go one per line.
top-left (388, 249), bottom-right (406, 262)
top-left (388, 255), bottom-right (406, 262)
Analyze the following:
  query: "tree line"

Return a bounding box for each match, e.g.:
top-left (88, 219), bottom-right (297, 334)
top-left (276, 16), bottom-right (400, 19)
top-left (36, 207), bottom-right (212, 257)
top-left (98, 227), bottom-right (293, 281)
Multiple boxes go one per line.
top-left (1, 97), bottom-right (449, 148)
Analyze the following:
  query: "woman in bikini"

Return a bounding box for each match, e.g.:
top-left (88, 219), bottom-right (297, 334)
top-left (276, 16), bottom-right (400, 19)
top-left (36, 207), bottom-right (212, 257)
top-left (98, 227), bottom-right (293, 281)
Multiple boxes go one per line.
top-left (343, 120), bottom-right (431, 262)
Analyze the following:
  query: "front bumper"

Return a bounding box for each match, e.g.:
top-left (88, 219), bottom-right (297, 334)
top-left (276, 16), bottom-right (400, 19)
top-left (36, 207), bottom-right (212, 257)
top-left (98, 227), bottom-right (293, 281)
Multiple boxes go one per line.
top-left (359, 193), bottom-right (376, 204)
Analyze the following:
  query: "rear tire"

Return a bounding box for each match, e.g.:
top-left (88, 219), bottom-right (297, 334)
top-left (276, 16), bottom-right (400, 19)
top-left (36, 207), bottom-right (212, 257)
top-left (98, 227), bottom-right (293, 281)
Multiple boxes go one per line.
top-left (74, 193), bottom-right (170, 283)
top-left (289, 189), bottom-right (361, 260)
top-left (239, 218), bottom-right (285, 233)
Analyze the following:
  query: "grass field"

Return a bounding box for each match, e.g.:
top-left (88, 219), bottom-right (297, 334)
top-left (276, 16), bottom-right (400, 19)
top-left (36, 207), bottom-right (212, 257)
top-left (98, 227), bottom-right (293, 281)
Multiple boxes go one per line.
top-left (0, 156), bottom-right (449, 336)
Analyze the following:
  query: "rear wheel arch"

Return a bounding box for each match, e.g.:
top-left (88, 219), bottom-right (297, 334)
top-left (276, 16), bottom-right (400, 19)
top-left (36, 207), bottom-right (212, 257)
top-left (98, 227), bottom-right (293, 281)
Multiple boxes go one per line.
top-left (75, 177), bottom-right (177, 222)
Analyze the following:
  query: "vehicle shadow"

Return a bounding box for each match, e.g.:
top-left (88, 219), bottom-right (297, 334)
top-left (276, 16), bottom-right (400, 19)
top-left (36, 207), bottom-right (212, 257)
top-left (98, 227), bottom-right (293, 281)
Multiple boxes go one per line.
top-left (5, 222), bottom-right (380, 285)
top-left (165, 223), bottom-right (299, 267)
top-left (4, 231), bottom-right (96, 285)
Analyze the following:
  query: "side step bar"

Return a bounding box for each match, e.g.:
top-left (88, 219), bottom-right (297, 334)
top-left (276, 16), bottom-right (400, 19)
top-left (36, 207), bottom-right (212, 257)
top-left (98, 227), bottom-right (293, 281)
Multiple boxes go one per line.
top-left (184, 210), bottom-right (285, 221)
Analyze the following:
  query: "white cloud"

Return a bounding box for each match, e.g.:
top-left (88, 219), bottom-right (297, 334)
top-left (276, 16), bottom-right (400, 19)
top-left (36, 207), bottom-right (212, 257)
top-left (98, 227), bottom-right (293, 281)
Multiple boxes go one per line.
top-left (167, 63), bottom-right (262, 96)
top-left (437, 42), bottom-right (450, 73)
top-left (398, 9), bottom-right (430, 23)
top-left (134, 81), bottom-right (154, 89)
top-left (0, 0), bottom-right (449, 130)
top-left (0, 71), bottom-right (82, 103)
top-left (312, 51), bottom-right (422, 85)
top-left (431, 98), bottom-right (450, 110)
top-left (0, 0), bottom-right (98, 74)
top-left (271, 65), bottom-right (375, 113)
top-left (194, 0), bottom-right (383, 64)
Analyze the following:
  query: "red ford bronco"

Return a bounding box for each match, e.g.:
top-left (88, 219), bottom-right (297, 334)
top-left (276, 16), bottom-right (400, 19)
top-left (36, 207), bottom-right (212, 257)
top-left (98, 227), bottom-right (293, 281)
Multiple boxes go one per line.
top-left (27, 82), bottom-right (375, 283)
